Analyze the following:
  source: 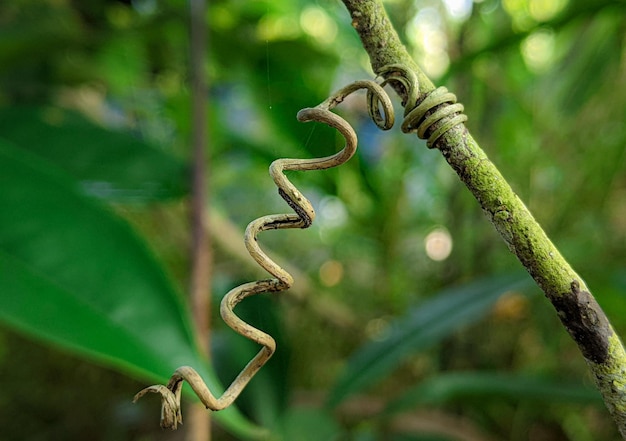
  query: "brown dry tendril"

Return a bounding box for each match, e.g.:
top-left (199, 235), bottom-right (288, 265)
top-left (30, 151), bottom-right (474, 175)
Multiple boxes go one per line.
top-left (134, 67), bottom-right (466, 429)
top-left (133, 80), bottom-right (393, 429)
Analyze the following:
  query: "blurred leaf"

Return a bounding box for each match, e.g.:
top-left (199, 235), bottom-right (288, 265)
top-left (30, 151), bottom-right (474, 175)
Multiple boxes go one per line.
top-left (0, 8), bottom-right (81, 71)
top-left (385, 372), bottom-right (602, 415)
top-left (0, 106), bottom-right (188, 202)
top-left (326, 273), bottom-right (534, 407)
top-left (0, 140), bottom-right (265, 439)
top-left (248, 39), bottom-right (340, 157)
top-left (96, 37), bottom-right (148, 95)
top-left (556, 7), bottom-right (623, 114)
top-left (391, 435), bottom-right (454, 441)
top-left (274, 407), bottom-right (342, 441)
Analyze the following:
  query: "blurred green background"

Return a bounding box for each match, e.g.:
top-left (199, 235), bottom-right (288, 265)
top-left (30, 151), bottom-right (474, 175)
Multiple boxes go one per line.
top-left (1, 0), bottom-right (625, 440)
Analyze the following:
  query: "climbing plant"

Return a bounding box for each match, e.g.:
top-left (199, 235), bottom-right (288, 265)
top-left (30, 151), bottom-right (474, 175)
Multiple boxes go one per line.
top-left (1, 0), bottom-right (626, 440)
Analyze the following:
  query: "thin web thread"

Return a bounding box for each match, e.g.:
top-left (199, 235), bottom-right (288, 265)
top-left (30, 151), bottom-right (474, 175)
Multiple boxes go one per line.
top-left (266, 39), bottom-right (272, 110)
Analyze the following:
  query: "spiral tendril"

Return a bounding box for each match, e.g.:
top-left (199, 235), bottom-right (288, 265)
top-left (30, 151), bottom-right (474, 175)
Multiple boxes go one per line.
top-left (135, 65), bottom-right (465, 429)
top-left (378, 64), bottom-right (467, 148)
top-left (133, 80), bottom-right (393, 429)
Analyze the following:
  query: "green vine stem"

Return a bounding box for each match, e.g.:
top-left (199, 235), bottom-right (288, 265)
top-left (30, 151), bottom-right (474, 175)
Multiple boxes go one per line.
top-left (133, 80), bottom-right (393, 429)
top-left (341, 0), bottom-right (626, 438)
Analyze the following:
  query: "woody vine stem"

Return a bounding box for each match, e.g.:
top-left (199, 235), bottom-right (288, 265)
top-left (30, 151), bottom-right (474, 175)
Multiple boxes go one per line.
top-left (342, 0), bottom-right (626, 438)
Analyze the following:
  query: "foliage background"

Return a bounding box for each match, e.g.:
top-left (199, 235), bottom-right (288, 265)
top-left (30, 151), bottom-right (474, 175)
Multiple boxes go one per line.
top-left (1, 0), bottom-right (625, 440)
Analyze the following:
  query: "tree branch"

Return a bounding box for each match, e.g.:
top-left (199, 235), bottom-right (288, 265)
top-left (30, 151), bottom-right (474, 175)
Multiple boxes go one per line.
top-left (340, 0), bottom-right (626, 438)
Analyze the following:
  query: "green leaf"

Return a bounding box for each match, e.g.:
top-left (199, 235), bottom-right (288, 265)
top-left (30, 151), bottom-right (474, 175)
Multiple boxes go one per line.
top-left (385, 371), bottom-right (602, 415)
top-left (556, 7), bottom-right (623, 114)
top-left (274, 407), bottom-right (342, 441)
top-left (326, 273), bottom-right (534, 407)
top-left (0, 140), bottom-right (266, 440)
top-left (391, 435), bottom-right (454, 441)
top-left (0, 7), bottom-right (81, 72)
top-left (0, 106), bottom-right (188, 202)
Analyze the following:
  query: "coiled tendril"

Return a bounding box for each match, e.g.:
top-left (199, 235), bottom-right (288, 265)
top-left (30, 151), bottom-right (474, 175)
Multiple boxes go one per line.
top-left (133, 80), bottom-right (393, 429)
top-left (379, 64), bottom-right (468, 148)
top-left (135, 66), bottom-right (466, 429)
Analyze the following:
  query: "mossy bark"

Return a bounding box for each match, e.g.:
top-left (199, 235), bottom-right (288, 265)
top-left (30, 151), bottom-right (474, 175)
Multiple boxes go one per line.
top-left (340, 0), bottom-right (626, 437)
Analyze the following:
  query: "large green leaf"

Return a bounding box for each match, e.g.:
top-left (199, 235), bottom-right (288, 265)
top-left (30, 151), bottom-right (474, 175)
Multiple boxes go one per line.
top-left (0, 140), bottom-right (266, 439)
top-left (326, 274), bottom-right (534, 407)
top-left (273, 407), bottom-right (343, 441)
top-left (384, 371), bottom-right (602, 415)
top-left (0, 106), bottom-right (188, 202)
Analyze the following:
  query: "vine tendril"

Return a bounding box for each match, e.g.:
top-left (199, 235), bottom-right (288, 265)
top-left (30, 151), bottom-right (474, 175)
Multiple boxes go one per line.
top-left (402, 87), bottom-right (467, 148)
top-left (135, 65), bottom-right (465, 429)
top-left (133, 80), bottom-right (392, 429)
top-left (378, 63), bottom-right (467, 148)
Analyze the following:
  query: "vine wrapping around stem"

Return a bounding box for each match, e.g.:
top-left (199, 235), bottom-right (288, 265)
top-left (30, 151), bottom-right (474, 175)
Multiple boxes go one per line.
top-left (134, 68), bottom-right (468, 429)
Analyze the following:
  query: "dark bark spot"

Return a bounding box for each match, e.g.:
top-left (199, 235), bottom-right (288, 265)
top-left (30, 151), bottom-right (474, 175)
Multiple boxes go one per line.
top-left (264, 219), bottom-right (287, 230)
top-left (552, 280), bottom-right (612, 364)
top-left (278, 187), bottom-right (312, 228)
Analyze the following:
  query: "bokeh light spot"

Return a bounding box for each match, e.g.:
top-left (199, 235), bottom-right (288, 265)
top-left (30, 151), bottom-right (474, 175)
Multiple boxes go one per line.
top-left (521, 28), bottom-right (555, 73)
top-left (300, 6), bottom-right (337, 45)
top-left (319, 196), bottom-right (348, 228)
top-left (492, 291), bottom-right (529, 321)
top-left (424, 227), bottom-right (453, 261)
top-left (365, 317), bottom-right (391, 342)
top-left (443, 0), bottom-right (473, 21)
top-left (529, 0), bottom-right (567, 22)
top-left (319, 260), bottom-right (344, 287)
